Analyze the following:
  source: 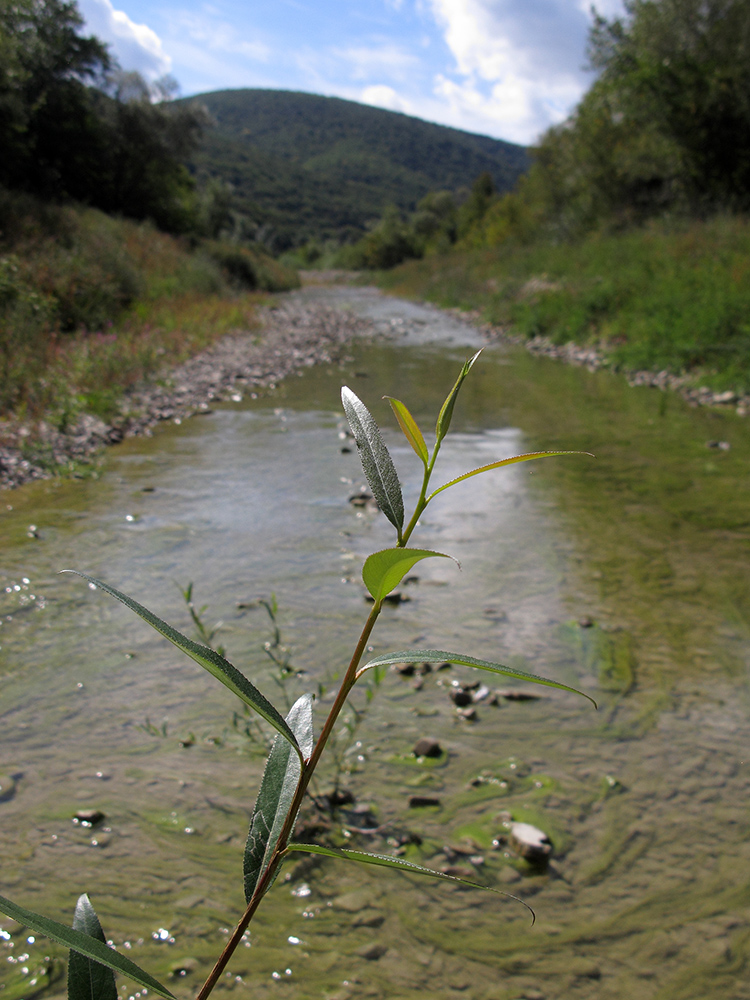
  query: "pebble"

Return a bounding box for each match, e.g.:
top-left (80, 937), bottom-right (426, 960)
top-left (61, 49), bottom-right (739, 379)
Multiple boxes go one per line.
top-left (440, 865), bottom-right (474, 879)
top-left (408, 795), bottom-right (441, 808)
top-left (74, 809), bottom-right (106, 826)
top-left (394, 662), bottom-right (416, 675)
top-left (332, 891), bottom-right (372, 913)
top-left (413, 737), bottom-right (442, 758)
top-left (1, 301), bottom-right (373, 491)
top-left (495, 689), bottom-right (541, 702)
top-left (509, 822), bottom-right (553, 864)
top-left (316, 788), bottom-right (355, 808)
top-left (170, 958), bottom-right (199, 978)
top-left (357, 944), bottom-right (387, 961)
top-left (497, 866), bottom-right (522, 884)
top-left (0, 773), bottom-right (17, 802)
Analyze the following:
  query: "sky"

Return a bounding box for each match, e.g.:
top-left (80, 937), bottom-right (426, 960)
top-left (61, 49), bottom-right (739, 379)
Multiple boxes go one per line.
top-left (77, 0), bottom-right (626, 146)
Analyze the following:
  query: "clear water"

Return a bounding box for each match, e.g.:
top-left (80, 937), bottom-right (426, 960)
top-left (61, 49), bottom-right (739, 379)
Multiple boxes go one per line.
top-left (1, 286), bottom-right (749, 1000)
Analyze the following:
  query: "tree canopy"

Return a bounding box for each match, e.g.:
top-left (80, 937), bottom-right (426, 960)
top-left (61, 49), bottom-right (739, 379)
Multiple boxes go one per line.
top-left (0, 0), bottom-right (207, 230)
top-left (469, 0), bottom-right (750, 248)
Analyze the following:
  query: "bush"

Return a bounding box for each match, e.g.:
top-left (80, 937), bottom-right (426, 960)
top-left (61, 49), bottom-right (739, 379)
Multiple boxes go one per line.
top-left (203, 240), bottom-right (300, 292)
top-left (0, 192), bottom-right (298, 421)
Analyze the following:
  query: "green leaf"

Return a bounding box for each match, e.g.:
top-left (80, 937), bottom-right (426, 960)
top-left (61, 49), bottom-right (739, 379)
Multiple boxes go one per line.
top-left (0, 894), bottom-right (174, 1000)
top-left (385, 397), bottom-right (428, 465)
top-left (283, 844), bottom-right (533, 921)
top-left (62, 571), bottom-right (301, 759)
top-left (428, 451), bottom-right (595, 501)
top-left (341, 387), bottom-right (404, 535)
top-left (361, 649), bottom-right (597, 707)
top-left (68, 895), bottom-right (117, 1000)
top-left (435, 350), bottom-right (482, 448)
top-left (244, 693), bottom-right (314, 903)
top-left (362, 548), bottom-right (455, 602)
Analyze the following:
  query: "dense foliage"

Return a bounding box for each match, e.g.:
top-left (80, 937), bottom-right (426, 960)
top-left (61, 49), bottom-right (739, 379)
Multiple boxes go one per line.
top-left (339, 173), bottom-right (496, 270)
top-left (370, 5), bottom-right (750, 388)
top-left (0, 0), bottom-right (206, 231)
top-left (0, 190), bottom-right (298, 420)
top-left (464, 0), bottom-right (750, 247)
top-left (186, 89), bottom-right (529, 252)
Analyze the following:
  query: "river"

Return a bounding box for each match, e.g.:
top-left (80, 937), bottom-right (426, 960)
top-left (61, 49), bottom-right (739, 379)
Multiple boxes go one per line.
top-left (1, 284), bottom-right (749, 1000)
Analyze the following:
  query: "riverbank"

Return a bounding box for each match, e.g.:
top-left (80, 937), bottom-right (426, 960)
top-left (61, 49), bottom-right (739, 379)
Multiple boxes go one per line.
top-left (0, 298), bottom-right (373, 490)
top-left (377, 213), bottom-right (750, 411)
top-left (442, 305), bottom-right (750, 415)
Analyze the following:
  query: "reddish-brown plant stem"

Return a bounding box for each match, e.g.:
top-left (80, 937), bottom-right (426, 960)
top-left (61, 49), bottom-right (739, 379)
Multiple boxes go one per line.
top-left (195, 601), bottom-right (383, 1000)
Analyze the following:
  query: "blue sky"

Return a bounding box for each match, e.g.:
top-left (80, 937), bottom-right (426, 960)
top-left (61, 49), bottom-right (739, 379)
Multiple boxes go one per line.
top-left (77, 0), bottom-right (626, 145)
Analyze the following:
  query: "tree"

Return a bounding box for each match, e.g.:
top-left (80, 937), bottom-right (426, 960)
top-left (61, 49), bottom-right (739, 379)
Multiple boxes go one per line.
top-left (465, 0), bottom-right (750, 249)
top-left (0, 0), bottom-right (111, 196)
top-left (0, 0), bottom-right (207, 230)
top-left (588, 0), bottom-right (750, 210)
top-left (92, 70), bottom-right (209, 232)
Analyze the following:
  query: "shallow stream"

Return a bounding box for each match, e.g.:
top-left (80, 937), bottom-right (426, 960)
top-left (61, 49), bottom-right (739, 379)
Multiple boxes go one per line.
top-left (1, 286), bottom-right (750, 1000)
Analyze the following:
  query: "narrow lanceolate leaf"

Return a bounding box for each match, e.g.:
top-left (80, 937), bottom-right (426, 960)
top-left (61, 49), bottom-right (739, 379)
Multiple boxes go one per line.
top-left (435, 349), bottom-right (482, 447)
top-left (0, 894), bottom-right (174, 1000)
top-left (341, 387), bottom-right (404, 534)
top-left (428, 451), bottom-right (595, 501)
top-left (362, 548), bottom-right (456, 602)
top-left (244, 693), bottom-right (314, 903)
top-left (385, 397), bottom-right (429, 466)
top-left (68, 894), bottom-right (117, 1000)
top-left (62, 571), bottom-right (301, 759)
top-left (283, 844), bottom-right (534, 921)
top-left (361, 649), bottom-right (597, 707)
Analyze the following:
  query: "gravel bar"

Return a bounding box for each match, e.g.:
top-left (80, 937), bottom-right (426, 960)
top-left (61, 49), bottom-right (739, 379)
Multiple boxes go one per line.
top-left (0, 299), bottom-right (374, 491)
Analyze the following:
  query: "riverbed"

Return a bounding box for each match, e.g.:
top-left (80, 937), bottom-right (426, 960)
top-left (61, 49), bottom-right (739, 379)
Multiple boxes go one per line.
top-left (1, 285), bottom-right (749, 1000)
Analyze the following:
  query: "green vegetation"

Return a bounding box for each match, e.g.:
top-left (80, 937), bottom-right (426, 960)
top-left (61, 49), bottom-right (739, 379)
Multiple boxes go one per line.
top-left (187, 89), bottom-right (528, 252)
top-left (380, 214), bottom-right (750, 390)
top-left (0, 357), bottom-right (593, 1000)
top-left (471, 0), bottom-right (750, 244)
top-left (0, 0), bottom-right (300, 438)
top-left (373, 1), bottom-right (750, 392)
top-left (0, 0), bottom-right (208, 231)
top-left (340, 172), bottom-right (496, 269)
top-left (0, 191), bottom-right (298, 423)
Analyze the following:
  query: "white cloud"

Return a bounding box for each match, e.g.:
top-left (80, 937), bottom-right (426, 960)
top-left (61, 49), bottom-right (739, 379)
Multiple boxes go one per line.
top-left (361, 84), bottom-right (413, 114)
top-left (175, 12), bottom-right (271, 61)
top-left (78, 0), bottom-right (171, 79)
top-left (333, 43), bottom-right (420, 82)
top-left (424, 0), bottom-right (621, 142)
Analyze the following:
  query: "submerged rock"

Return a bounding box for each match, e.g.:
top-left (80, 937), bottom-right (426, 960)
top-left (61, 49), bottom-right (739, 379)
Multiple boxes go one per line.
top-left (0, 773), bottom-right (17, 802)
top-left (413, 737), bottom-right (442, 758)
top-left (509, 822), bottom-right (553, 864)
top-left (408, 795), bottom-right (441, 808)
top-left (74, 808), bottom-right (106, 827)
top-left (357, 943), bottom-right (387, 961)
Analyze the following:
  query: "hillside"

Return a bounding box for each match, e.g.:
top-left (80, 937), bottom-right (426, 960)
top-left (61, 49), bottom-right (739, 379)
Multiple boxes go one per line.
top-left (185, 89), bottom-right (529, 251)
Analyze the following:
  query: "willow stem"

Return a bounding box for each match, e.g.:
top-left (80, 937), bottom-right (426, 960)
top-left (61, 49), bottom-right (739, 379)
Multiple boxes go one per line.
top-left (195, 601), bottom-right (383, 1000)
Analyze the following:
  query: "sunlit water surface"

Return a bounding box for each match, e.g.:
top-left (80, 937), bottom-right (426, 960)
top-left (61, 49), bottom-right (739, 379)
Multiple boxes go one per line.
top-left (1, 286), bottom-right (750, 1000)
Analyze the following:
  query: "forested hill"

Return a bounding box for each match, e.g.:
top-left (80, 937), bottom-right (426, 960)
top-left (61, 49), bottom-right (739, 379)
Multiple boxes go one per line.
top-left (186, 89), bottom-right (529, 251)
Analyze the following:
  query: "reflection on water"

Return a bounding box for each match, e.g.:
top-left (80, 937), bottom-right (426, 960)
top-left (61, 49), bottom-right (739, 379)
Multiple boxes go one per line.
top-left (1, 286), bottom-right (749, 1000)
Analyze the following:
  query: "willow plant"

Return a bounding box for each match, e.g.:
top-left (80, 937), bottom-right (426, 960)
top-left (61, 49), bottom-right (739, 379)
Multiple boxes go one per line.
top-left (0, 351), bottom-right (595, 1000)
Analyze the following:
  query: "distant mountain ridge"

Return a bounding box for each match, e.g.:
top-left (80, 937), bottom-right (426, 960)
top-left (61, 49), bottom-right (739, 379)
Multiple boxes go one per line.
top-left (185, 89), bottom-right (529, 251)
